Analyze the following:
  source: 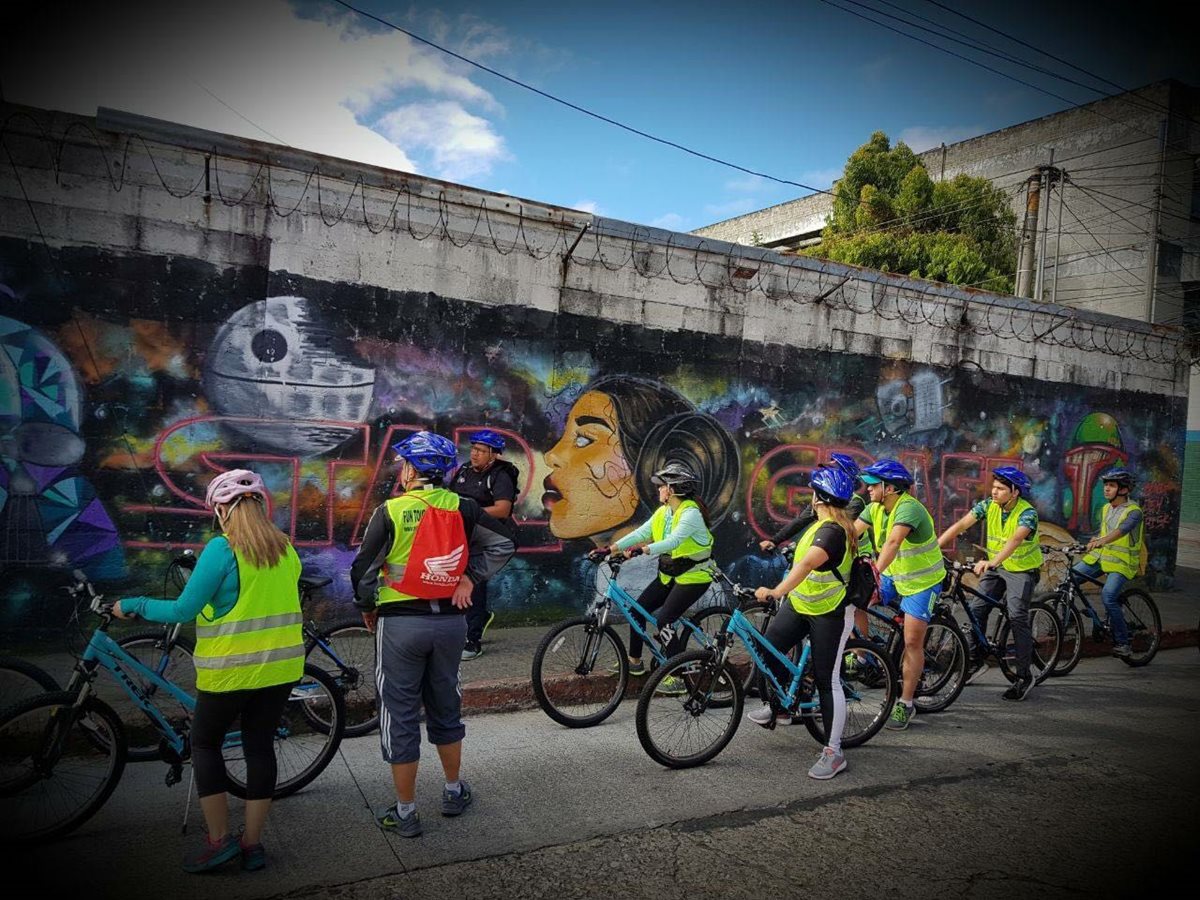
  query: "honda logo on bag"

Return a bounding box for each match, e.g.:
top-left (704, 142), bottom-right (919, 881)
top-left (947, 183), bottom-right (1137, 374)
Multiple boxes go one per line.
top-left (422, 545), bottom-right (466, 585)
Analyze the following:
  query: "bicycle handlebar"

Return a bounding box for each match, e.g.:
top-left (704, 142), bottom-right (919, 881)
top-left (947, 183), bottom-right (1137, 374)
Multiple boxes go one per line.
top-left (587, 547), bottom-right (643, 564)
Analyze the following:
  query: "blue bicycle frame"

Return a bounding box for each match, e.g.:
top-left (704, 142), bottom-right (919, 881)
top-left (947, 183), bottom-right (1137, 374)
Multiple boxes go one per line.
top-left (592, 561), bottom-right (720, 665)
top-left (719, 604), bottom-right (821, 714)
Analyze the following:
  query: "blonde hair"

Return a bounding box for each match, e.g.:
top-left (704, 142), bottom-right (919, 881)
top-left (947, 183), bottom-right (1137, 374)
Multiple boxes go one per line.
top-left (217, 497), bottom-right (290, 568)
top-left (814, 500), bottom-right (859, 558)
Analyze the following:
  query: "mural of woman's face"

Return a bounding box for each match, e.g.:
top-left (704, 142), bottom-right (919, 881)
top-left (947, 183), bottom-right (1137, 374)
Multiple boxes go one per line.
top-left (542, 391), bottom-right (639, 540)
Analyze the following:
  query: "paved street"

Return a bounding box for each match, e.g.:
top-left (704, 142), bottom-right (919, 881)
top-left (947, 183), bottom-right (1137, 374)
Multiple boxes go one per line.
top-left (13, 648), bottom-right (1199, 900)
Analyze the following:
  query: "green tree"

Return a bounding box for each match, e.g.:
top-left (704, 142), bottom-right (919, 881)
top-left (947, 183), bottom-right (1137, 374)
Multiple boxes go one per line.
top-left (804, 131), bottom-right (1018, 294)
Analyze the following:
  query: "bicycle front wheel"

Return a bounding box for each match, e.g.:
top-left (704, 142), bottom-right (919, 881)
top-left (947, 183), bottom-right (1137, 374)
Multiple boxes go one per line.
top-left (913, 615), bottom-right (969, 714)
top-left (803, 639), bottom-right (896, 749)
top-left (531, 617), bottom-right (628, 728)
top-left (105, 629), bottom-right (196, 763)
top-left (1118, 589), bottom-right (1161, 667)
top-left (1041, 592), bottom-right (1084, 677)
top-left (224, 665), bottom-right (345, 800)
top-left (0, 691), bottom-right (127, 842)
top-left (305, 620), bottom-right (378, 738)
top-left (996, 602), bottom-right (1061, 685)
top-left (635, 650), bottom-right (743, 769)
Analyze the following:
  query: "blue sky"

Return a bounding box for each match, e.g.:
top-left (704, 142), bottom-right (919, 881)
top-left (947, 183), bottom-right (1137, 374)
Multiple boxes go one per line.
top-left (3, 0), bottom-right (1196, 232)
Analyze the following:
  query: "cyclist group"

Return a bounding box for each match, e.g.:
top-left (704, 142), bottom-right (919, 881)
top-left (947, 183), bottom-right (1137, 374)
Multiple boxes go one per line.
top-left (108, 428), bottom-right (1142, 872)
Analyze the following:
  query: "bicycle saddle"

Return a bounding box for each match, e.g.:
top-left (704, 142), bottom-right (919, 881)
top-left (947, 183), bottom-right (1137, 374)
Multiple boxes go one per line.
top-left (299, 575), bottom-right (333, 590)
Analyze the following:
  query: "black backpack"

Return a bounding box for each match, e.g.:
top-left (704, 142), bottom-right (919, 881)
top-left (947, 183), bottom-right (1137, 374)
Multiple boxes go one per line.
top-left (833, 554), bottom-right (881, 611)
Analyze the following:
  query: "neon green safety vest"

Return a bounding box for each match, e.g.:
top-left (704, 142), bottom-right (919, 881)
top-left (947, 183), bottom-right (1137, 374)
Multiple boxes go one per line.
top-left (1082, 501), bottom-right (1143, 579)
top-left (870, 494), bottom-right (945, 596)
top-left (789, 519), bottom-right (852, 616)
top-left (194, 542), bottom-right (304, 693)
top-left (378, 488), bottom-right (463, 605)
top-left (985, 497), bottom-right (1043, 573)
top-left (649, 500), bottom-right (714, 585)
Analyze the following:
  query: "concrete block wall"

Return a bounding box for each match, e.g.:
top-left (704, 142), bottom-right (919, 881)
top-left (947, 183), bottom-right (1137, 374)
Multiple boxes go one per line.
top-left (0, 103), bottom-right (1188, 632)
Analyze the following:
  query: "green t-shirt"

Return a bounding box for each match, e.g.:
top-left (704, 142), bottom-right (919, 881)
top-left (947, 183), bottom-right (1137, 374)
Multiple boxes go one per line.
top-left (860, 497), bottom-right (935, 545)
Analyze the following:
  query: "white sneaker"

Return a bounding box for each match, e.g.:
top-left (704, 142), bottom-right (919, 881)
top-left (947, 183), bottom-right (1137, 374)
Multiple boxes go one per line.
top-left (746, 704), bottom-right (774, 726)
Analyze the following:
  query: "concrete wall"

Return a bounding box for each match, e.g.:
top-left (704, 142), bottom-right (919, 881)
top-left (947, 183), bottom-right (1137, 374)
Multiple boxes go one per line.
top-left (0, 103), bottom-right (1189, 632)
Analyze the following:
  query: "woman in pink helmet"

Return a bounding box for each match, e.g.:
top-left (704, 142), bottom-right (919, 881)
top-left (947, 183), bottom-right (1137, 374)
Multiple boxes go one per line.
top-left (115, 469), bottom-right (303, 874)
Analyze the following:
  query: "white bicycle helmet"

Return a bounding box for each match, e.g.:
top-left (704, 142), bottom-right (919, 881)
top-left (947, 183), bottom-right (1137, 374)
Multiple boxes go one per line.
top-left (205, 469), bottom-right (267, 508)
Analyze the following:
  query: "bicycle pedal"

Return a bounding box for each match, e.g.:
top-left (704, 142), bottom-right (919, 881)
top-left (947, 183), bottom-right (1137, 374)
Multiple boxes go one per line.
top-left (165, 763), bottom-right (183, 787)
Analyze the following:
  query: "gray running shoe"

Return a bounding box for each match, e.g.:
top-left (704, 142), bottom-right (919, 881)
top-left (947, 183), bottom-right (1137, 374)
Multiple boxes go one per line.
top-left (1112, 644), bottom-right (1132, 659)
top-left (886, 702), bottom-right (914, 731)
top-left (442, 781), bottom-right (474, 817)
top-left (377, 805), bottom-right (423, 838)
top-left (808, 747), bottom-right (847, 780)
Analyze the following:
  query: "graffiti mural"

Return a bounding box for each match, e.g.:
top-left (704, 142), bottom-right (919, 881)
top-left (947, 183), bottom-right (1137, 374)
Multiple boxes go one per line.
top-left (0, 242), bottom-right (1185, 629)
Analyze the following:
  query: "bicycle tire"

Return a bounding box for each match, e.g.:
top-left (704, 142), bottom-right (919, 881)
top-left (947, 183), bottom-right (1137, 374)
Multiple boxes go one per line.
top-left (1117, 589), bottom-right (1161, 667)
top-left (995, 602), bottom-right (1061, 685)
top-left (304, 619), bottom-right (378, 738)
top-left (104, 629), bottom-right (196, 763)
top-left (1037, 590), bottom-right (1085, 677)
top-left (803, 638), bottom-right (897, 749)
top-left (0, 656), bottom-right (61, 700)
top-left (635, 649), bottom-right (743, 769)
top-left (531, 617), bottom-right (628, 728)
top-left (224, 665), bottom-right (345, 800)
top-left (912, 615), bottom-right (969, 713)
top-left (0, 691), bottom-right (127, 843)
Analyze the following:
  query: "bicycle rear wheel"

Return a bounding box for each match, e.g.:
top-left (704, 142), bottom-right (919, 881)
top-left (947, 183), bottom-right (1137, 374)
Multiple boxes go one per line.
top-left (103, 629), bottom-right (196, 762)
top-left (913, 615), bottom-right (968, 713)
top-left (224, 665), bottom-right (345, 800)
top-left (0, 657), bottom-right (61, 704)
top-left (304, 619), bottom-right (378, 738)
top-left (0, 691), bottom-right (127, 842)
top-left (531, 617), bottom-right (628, 728)
top-left (1118, 590), bottom-right (1161, 667)
top-left (803, 639), bottom-right (896, 749)
top-left (995, 602), bottom-right (1061, 685)
top-left (635, 650), bottom-right (743, 769)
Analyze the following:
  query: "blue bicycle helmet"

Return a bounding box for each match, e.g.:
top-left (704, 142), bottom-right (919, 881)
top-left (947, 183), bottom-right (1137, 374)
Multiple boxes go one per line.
top-left (860, 459), bottom-right (913, 486)
top-left (810, 467), bottom-right (855, 507)
top-left (1099, 466), bottom-right (1134, 487)
top-left (992, 466), bottom-right (1032, 495)
top-left (392, 431), bottom-right (458, 474)
top-left (824, 452), bottom-right (861, 482)
top-left (469, 429), bottom-right (506, 451)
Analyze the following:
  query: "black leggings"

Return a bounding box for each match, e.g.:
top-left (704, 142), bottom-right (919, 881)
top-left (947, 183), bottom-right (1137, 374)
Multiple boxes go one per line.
top-left (759, 601), bottom-right (855, 751)
top-left (192, 682), bottom-right (294, 799)
top-left (627, 578), bottom-right (709, 660)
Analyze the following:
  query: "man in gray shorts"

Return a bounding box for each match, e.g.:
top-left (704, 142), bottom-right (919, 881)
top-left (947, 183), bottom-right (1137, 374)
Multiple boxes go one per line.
top-left (351, 431), bottom-right (515, 837)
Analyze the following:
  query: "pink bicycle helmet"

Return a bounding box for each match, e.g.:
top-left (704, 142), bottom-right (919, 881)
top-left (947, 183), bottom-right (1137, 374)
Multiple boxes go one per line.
top-left (205, 469), bottom-right (268, 508)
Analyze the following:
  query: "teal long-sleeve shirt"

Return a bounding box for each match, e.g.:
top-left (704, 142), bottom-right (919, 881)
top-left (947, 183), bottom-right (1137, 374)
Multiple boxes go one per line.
top-left (615, 504), bottom-right (711, 557)
top-left (120, 537), bottom-right (240, 623)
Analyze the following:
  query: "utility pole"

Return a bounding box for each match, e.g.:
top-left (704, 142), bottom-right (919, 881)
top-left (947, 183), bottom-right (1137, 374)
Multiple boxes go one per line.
top-left (1144, 118), bottom-right (1167, 323)
top-left (1034, 149), bottom-right (1055, 302)
top-left (1051, 168), bottom-right (1066, 306)
top-left (1016, 173), bottom-right (1042, 299)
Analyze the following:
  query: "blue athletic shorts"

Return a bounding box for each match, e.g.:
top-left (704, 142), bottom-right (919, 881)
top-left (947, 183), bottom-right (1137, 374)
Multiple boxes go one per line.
top-left (878, 575), bottom-right (941, 623)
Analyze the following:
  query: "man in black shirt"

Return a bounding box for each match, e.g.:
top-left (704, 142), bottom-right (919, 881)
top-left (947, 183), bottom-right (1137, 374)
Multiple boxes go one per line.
top-left (449, 429), bottom-right (520, 660)
top-left (759, 453), bottom-right (867, 552)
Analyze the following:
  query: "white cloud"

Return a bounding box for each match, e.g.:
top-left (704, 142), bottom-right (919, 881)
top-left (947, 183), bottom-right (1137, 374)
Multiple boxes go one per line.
top-left (376, 101), bottom-right (508, 182)
top-left (799, 168), bottom-right (843, 190)
top-left (897, 125), bottom-right (983, 154)
top-left (1, 0), bottom-right (510, 179)
top-left (650, 213), bottom-right (687, 231)
top-left (703, 198), bottom-right (761, 219)
top-left (724, 175), bottom-right (768, 193)
top-left (570, 200), bottom-right (601, 214)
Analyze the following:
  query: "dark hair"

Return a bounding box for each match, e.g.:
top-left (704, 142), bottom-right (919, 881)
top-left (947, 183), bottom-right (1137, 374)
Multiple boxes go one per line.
top-left (587, 375), bottom-right (739, 526)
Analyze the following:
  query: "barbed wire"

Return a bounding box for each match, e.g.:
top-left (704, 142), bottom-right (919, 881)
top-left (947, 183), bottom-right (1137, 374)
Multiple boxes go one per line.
top-left (0, 109), bottom-right (1188, 368)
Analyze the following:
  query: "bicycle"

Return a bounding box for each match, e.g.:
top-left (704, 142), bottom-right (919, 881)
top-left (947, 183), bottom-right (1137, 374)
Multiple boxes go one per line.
top-left (0, 656), bottom-right (62, 703)
top-left (531, 549), bottom-right (746, 728)
top-left (853, 600), bottom-right (969, 714)
top-left (120, 554), bottom-right (379, 742)
top-left (941, 558), bottom-right (1062, 685)
top-left (1036, 545), bottom-right (1162, 675)
top-left (635, 567), bottom-right (897, 769)
top-left (0, 571), bottom-right (345, 843)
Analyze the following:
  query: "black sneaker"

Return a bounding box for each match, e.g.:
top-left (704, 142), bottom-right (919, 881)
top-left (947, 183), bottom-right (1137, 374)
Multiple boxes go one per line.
top-left (461, 641), bottom-right (482, 661)
top-left (1001, 676), bottom-right (1034, 702)
top-left (442, 781), bottom-right (474, 817)
top-left (965, 657), bottom-right (989, 685)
